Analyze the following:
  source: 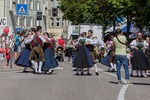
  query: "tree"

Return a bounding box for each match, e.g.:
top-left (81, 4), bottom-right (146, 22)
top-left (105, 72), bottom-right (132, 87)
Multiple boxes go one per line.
top-left (60, 0), bottom-right (116, 34)
top-left (60, 0), bottom-right (150, 34)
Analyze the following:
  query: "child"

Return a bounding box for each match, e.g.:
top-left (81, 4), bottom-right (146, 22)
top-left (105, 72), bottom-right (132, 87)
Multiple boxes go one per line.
top-left (4, 45), bottom-right (11, 68)
top-left (127, 49), bottom-right (132, 68)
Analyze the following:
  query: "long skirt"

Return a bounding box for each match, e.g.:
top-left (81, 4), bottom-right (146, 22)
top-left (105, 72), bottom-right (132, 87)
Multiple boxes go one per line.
top-left (101, 54), bottom-right (110, 66)
top-left (73, 46), bottom-right (94, 68)
top-left (42, 48), bottom-right (58, 71)
top-left (15, 48), bottom-right (31, 67)
top-left (132, 50), bottom-right (150, 71)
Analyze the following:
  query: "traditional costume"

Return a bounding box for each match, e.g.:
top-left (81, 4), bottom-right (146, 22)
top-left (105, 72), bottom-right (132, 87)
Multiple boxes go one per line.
top-left (42, 38), bottom-right (58, 74)
top-left (29, 33), bottom-right (46, 74)
top-left (86, 36), bottom-right (99, 75)
top-left (101, 41), bottom-right (116, 72)
top-left (130, 39), bottom-right (150, 76)
top-left (73, 38), bottom-right (94, 75)
top-left (15, 37), bottom-right (32, 72)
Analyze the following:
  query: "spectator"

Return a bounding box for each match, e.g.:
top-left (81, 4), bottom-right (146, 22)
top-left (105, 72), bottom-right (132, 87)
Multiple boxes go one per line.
top-left (57, 35), bottom-right (65, 49)
top-left (4, 44), bottom-right (10, 68)
top-left (113, 28), bottom-right (131, 84)
top-left (14, 32), bottom-right (21, 60)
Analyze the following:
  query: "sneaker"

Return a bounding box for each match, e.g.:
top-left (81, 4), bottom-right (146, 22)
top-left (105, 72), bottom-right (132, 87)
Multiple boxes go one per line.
top-left (118, 80), bottom-right (123, 85)
top-left (125, 80), bottom-right (132, 85)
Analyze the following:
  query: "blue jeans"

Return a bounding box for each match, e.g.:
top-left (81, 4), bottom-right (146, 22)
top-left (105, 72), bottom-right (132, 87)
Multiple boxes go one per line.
top-left (116, 55), bottom-right (129, 81)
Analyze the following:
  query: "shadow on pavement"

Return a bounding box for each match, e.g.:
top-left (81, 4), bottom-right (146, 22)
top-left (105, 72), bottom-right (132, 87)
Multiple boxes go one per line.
top-left (15, 71), bottom-right (58, 75)
top-left (132, 82), bottom-right (150, 86)
top-left (109, 81), bottom-right (118, 84)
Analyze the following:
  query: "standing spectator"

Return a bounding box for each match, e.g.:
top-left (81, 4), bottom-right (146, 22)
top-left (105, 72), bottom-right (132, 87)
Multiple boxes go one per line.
top-left (4, 45), bottom-right (11, 68)
top-left (57, 35), bottom-right (65, 49)
top-left (20, 30), bottom-right (26, 52)
top-left (113, 28), bottom-right (131, 84)
top-left (66, 36), bottom-right (75, 61)
top-left (1, 34), bottom-right (6, 59)
top-left (14, 32), bottom-right (21, 60)
top-left (0, 35), bottom-right (3, 60)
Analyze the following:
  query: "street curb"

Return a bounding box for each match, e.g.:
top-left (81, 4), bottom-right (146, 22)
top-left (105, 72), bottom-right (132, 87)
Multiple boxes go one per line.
top-left (0, 68), bottom-right (23, 72)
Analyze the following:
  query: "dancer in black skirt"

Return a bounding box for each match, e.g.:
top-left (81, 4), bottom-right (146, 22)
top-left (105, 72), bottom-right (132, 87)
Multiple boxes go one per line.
top-left (15, 32), bottom-right (33, 72)
top-left (73, 32), bottom-right (94, 75)
top-left (130, 32), bottom-right (150, 77)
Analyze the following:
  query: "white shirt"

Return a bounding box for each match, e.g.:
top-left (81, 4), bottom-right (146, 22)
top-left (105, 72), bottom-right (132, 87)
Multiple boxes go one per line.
top-left (25, 35), bottom-right (46, 44)
top-left (130, 39), bottom-right (148, 49)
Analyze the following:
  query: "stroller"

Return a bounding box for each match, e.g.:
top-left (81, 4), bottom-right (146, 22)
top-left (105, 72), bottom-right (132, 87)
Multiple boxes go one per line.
top-left (56, 46), bottom-right (64, 62)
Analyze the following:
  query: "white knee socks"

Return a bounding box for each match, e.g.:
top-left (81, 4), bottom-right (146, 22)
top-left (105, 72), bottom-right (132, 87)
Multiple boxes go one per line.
top-left (110, 63), bottom-right (115, 69)
top-left (94, 64), bottom-right (98, 72)
top-left (34, 62), bottom-right (38, 73)
top-left (31, 60), bottom-right (35, 69)
top-left (38, 61), bottom-right (43, 73)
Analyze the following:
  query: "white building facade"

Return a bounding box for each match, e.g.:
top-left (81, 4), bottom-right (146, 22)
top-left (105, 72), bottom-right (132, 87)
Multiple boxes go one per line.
top-left (45, 0), bottom-right (71, 38)
top-left (2, 0), bottom-right (46, 35)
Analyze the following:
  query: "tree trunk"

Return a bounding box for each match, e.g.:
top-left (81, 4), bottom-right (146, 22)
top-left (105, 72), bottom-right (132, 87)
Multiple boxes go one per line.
top-left (113, 18), bottom-right (116, 31)
top-left (127, 15), bottom-right (131, 34)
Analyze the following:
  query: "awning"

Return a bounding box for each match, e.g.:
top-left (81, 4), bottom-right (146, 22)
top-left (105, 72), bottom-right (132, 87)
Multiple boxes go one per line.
top-left (122, 23), bottom-right (132, 32)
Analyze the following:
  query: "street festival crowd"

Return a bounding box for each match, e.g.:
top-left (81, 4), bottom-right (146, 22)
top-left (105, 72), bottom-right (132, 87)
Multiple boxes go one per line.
top-left (0, 26), bottom-right (150, 84)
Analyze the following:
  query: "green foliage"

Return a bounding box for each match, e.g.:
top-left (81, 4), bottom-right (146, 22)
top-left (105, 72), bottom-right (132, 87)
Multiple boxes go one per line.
top-left (60, 0), bottom-right (150, 31)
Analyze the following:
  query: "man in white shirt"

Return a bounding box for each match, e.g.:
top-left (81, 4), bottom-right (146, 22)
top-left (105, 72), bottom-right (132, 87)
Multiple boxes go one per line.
top-left (28, 26), bottom-right (46, 74)
top-left (87, 30), bottom-right (99, 76)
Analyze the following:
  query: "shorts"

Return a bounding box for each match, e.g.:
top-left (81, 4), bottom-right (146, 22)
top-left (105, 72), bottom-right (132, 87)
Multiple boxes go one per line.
top-left (14, 45), bottom-right (21, 52)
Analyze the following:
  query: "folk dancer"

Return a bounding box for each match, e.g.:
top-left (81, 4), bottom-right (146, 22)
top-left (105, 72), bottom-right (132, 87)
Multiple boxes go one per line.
top-left (87, 30), bottom-right (99, 76)
top-left (29, 26), bottom-right (46, 74)
top-left (42, 32), bottom-right (58, 74)
top-left (73, 32), bottom-right (94, 75)
top-left (15, 32), bottom-right (33, 72)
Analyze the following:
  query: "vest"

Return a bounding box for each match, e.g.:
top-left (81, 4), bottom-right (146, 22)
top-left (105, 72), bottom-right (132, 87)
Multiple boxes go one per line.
top-left (31, 35), bottom-right (42, 47)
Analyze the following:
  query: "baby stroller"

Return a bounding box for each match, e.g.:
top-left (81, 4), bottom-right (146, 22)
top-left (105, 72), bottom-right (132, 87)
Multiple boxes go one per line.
top-left (56, 46), bottom-right (64, 62)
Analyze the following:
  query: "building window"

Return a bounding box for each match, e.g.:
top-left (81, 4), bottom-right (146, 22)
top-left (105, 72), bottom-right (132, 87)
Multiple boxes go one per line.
top-left (36, 20), bottom-right (40, 26)
top-left (23, 0), bottom-right (27, 4)
top-left (52, 8), bottom-right (58, 17)
top-left (17, 0), bottom-right (21, 4)
top-left (50, 18), bottom-right (54, 27)
top-left (30, 0), bottom-right (34, 10)
top-left (36, 1), bottom-right (40, 11)
top-left (50, 1), bottom-right (54, 8)
top-left (16, 16), bottom-right (20, 26)
top-left (43, 2), bottom-right (46, 14)
top-left (23, 17), bottom-right (26, 26)
top-left (30, 17), bottom-right (33, 27)
top-left (56, 18), bottom-right (60, 27)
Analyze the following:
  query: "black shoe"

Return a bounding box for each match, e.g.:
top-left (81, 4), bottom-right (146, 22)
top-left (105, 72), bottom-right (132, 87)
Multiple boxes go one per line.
top-left (140, 75), bottom-right (144, 77)
top-left (49, 70), bottom-right (54, 74)
top-left (76, 73), bottom-right (79, 75)
top-left (130, 74), bottom-right (133, 77)
top-left (81, 72), bottom-right (84, 75)
top-left (87, 73), bottom-right (91, 75)
top-left (95, 72), bottom-right (99, 76)
top-left (136, 75), bottom-right (139, 77)
top-left (23, 70), bottom-right (28, 73)
top-left (38, 72), bottom-right (42, 75)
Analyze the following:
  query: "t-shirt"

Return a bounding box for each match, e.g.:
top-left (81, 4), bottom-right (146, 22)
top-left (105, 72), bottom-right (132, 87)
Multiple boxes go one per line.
top-left (14, 35), bottom-right (20, 46)
top-left (114, 35), bottom-right (127, 55)
top-left (58, 38), bottom-right (65, 47)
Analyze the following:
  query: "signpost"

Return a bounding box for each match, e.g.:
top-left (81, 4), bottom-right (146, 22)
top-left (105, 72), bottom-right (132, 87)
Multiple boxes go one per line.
top-left (16, 4), bottom-right (28, 16)
top-left (16, 27), bottom-right (22, 32)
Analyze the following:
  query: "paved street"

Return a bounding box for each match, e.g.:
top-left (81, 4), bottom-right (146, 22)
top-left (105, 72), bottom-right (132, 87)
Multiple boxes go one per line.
top-left (0, 60), bottom-right (150, 100)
